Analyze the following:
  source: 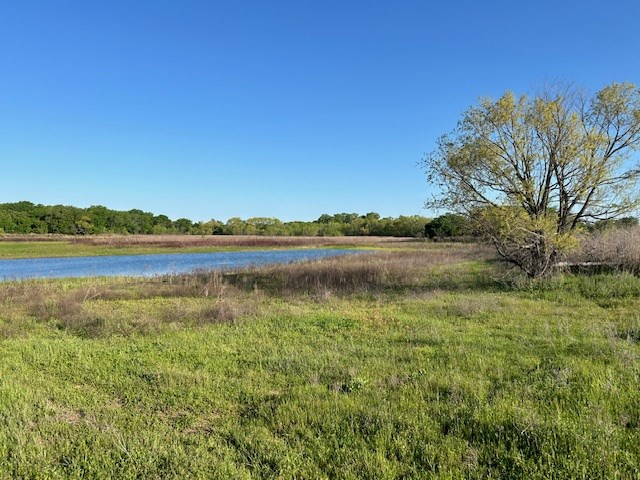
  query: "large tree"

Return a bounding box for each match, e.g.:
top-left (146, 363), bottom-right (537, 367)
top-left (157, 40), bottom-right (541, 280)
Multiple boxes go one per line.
top-left (422, 82), bottom-right (640, 277)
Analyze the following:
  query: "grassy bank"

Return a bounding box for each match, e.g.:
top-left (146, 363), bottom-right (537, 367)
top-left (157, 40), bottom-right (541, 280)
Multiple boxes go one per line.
top-left (0, 235), bottom-right (411, 259)
top-left (0, 243), bottom-right (638, 478)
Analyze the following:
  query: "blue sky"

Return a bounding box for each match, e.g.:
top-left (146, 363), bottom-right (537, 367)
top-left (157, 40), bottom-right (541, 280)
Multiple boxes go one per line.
top-left (1, 1), bottom-right (639, 221)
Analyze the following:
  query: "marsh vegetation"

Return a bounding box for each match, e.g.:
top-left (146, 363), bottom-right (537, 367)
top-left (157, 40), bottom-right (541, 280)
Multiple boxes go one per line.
top-left (0, 236), bottom-right (638, 478)
top-left (0, 235), bottom-right (410, 259)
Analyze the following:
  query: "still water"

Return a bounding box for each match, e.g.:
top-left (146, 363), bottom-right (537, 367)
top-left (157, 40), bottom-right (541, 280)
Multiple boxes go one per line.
top-left (0, 249), bottom-right (360, 281)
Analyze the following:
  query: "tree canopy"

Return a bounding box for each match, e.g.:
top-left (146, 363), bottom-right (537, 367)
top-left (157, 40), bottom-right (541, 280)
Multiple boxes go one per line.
top-left (422, 82), bottom-right (640, 276)
top-left (0, 202), bottom-right (431, 238)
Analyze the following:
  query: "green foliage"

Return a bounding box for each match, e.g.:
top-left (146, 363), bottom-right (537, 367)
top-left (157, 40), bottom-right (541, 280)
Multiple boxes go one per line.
top-left (425, 213), bottom-right (472, 239)
top-left (591, 216), bottom-right (639, 231)
top-left (477, 206), bottom-right (578, 276)
top-left (312, 213), bottom-right (430, 237)
top-left (0, 202), bottom-right (430, 237)
top-left (423, 82), bottom-right (640, 276)
top-left (173, 218), bottom-right (194, 234)
top-left (0, 202), bottom-right (176, 235)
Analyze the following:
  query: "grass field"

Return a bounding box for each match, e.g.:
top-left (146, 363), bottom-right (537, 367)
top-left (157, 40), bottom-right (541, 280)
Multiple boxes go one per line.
top-left (0, 241), bottom-right (638, 478)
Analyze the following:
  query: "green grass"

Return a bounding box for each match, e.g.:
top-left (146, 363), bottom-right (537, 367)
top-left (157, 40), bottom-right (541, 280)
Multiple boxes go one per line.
top-left (0, 241), bottom-right (289, 259)
top-left (0, 245), bottom-right (638, 478)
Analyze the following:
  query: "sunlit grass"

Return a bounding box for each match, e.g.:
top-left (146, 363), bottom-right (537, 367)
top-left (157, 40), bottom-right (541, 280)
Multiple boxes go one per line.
top-left (0, 243), bottom-right (638, 478)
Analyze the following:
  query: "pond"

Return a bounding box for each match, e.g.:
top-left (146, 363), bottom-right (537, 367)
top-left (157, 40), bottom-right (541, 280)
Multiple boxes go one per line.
top-left (0, 248), bottom-right (361, 281)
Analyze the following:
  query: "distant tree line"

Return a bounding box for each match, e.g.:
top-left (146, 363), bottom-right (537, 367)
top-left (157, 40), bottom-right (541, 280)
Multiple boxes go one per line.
top-left (0, 202), bottom-right (430, 237)
top-left (2, 202), bottom-right (634, 239)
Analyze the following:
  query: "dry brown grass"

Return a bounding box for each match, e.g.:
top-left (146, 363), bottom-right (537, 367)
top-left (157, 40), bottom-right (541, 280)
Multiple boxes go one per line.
top-left (139, 270), bottom-right (229, 299)
top-left (0, 269), bottom-right (257, 337)
top-left (0, 284), bottom-right (105, 336)
top-left (225, 243), bottom-right (496, 295)
top-left (0, 234), bottom-right (76, 242)
top-left (196, 299), bottom-right (253, 324)
top-left (67, 234), bottom-right (415, 248)
top-left (0, 233), bottom-right (414, 246)
top-left (569, 227), bottom-right (640, 273)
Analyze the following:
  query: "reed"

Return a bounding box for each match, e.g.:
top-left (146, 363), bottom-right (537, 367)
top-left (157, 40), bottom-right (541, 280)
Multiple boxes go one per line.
top-left (68, 234), bottom-right (414, 248)
top-left (225, 244), bottom-right (495, 295)
top-left (568, 226), bottom-right (640, 273)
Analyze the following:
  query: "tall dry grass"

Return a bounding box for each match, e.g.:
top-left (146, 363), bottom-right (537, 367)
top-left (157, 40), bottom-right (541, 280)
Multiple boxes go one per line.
top-left (0, 234), bottom-right (74, 242)
top-left (0, 233), bottom-right (420, 249)
top-left (569, 226), bottom-right (640, 273)
top-left (0, 271), bottom-right (248, 337)
top-left (225, 243), bottom-right (495, 295)
top-left (68, 234), bottom-right (414, 248)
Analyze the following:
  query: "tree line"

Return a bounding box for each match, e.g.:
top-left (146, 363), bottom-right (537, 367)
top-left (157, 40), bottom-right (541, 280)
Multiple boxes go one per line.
top-left (0, 202), bottom-right (431, 237)
top-left (2, 201), bottom-right (634, 240)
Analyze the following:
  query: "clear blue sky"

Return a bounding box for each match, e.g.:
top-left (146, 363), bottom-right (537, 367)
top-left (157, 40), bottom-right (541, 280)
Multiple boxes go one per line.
top-left (1, 1), bottom-right (639, 221)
